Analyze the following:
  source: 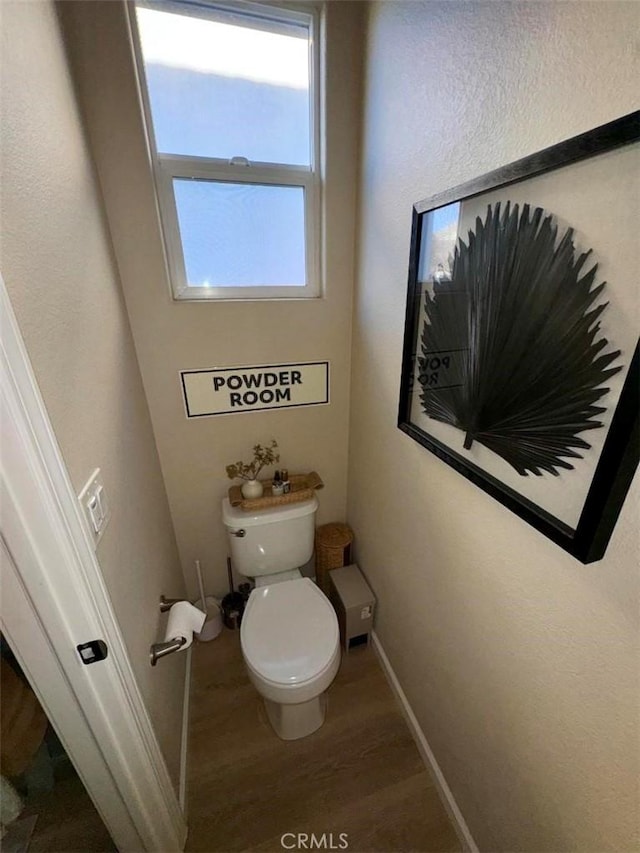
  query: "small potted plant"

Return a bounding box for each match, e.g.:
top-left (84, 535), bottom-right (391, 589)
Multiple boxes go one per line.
top-left (226, 439), bottom-right (280, 499)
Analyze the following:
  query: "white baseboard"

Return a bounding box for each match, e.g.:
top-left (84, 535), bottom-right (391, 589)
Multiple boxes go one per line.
top-left (178, 646), bottom-right (192, 816)
top-left (371, 631), bottom-right (479, 853)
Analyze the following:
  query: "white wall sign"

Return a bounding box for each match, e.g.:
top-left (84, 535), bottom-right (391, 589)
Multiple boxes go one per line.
top-left (181, 362), bottom-right (330, 418)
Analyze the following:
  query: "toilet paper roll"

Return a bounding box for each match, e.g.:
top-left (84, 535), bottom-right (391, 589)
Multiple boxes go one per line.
top-left (164, 601), bottom-right (206, 651)
top-left (194, 596), bottom-right (223, 642)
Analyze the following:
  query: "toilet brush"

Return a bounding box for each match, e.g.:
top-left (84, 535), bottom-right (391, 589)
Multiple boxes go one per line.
top-left (195, 559), bottom-right (207, 612)
top-left (194, 560), bottom-right (222, 641)
top-left (226, 556), bottom-right (234, 594)
top-left (222, 556), bottom-right (245, 629)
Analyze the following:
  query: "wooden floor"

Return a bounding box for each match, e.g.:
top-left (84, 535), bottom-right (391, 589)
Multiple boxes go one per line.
top-left (19, 768), bottom-right (116, 853)
top-left (185, 630), bottom-right (460, 853)
top-left (0, 641), bottom-right (114, 853)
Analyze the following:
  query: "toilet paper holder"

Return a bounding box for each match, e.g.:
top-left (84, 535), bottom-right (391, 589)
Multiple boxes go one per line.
top-left (151, 596), bottom-right (202, 665)
top-left (150, 636), bottom-right (187, 666)
top-left (159, 594), bottom-right (184, 612)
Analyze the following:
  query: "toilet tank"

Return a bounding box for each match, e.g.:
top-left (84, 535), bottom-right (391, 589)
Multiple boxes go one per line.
top-left (222, 495), bottom-right (318, 577)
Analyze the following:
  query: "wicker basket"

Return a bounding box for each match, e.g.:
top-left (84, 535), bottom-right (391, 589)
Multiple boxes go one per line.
top-left (315, 522), bottom-right (353, 595)
top-left (228, 471), bottom-right (323, 511)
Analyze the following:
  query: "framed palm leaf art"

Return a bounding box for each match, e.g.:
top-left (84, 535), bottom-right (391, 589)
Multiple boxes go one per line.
top-left (398, 112), bottom-right (639, 563)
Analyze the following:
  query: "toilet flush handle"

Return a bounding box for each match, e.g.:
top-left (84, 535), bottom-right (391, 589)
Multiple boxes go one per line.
top-left (230, 528), bottom-right (246, 538)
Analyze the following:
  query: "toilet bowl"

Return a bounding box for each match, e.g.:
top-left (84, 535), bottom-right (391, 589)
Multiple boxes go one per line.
top-left (222, 495), bottom-right (341, 740)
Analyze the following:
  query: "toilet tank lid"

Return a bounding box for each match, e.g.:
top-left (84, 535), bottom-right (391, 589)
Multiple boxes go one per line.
top-left (222, 494), bottom-right (318, 528)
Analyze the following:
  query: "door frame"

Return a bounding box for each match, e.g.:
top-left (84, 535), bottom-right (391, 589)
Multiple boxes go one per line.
top-left (0, 274), bottom-right (187, 852)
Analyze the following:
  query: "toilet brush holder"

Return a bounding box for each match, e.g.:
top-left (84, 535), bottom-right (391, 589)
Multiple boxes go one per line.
top-left (194, 595), bottom-right (223, 642)
top-left (221, 592), bottom-right (245, 629)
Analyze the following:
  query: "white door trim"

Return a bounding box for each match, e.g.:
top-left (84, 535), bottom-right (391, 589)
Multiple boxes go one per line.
top-left (0, 274), bottom-right (187, 852)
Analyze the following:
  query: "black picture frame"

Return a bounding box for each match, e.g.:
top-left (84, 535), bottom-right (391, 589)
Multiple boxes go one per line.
top-left (398, 112), bottom-right (639, 564)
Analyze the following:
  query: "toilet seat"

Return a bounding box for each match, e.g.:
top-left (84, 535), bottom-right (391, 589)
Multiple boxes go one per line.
top-left (241, 578), bottom-right (339, 687)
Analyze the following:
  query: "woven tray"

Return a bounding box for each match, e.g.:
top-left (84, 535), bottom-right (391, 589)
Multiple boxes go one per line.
top-left (228, 471), bottom-right (324, 511)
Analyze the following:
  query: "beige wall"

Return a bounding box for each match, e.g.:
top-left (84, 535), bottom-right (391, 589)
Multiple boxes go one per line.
top-left (349, 2), bottom-right (639, 851)
top-left (0, 0), bottom-right (186, 788)
top-left (7, 0), bottom-right (637, 845)
top-left (59, 1), bottom-right (362, 599)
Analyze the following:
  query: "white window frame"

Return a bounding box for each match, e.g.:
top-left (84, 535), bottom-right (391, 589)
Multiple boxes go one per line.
top-left (129, 0), bottom-right (322, 301)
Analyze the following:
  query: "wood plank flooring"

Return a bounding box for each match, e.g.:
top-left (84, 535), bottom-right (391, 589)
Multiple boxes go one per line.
top-left (185, 630), bottom-right (460, 853)
top-left (19, 769), bottom-right (116, 853)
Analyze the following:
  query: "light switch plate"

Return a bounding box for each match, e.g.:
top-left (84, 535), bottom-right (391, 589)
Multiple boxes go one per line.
top-left (78, 468), bottom-right (110, 547)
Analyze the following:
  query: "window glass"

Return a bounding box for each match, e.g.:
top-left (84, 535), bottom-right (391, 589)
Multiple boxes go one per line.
top-left (136, 5), bottom-right (311, 165)
top-left (173, 179), bottom-right (306, 287)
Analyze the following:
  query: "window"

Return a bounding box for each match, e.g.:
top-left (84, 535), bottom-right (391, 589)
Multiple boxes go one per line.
top-left (131, 0), bottom-right (320, 299)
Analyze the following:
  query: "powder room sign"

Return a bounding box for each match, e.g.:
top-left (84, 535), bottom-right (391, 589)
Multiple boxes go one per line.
top-left (181, 362), bottom-right (330, 418)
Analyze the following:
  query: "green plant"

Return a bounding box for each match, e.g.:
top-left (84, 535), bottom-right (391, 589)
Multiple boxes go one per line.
top-left (225, 440), bottom-right (280, 482)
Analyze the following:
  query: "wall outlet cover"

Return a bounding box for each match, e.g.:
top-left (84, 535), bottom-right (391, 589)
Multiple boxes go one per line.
top-left (78, 468), bottom-right (111, 547)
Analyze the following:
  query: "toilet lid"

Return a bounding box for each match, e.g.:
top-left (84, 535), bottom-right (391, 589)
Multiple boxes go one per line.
top-left (241, 579), bottom-right (339, 685)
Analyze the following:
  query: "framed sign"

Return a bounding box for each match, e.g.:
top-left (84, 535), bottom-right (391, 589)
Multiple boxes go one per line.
top-left (181, 361), bottom-right (329, 417)
top-left (398, 112), bottom-right (639, 564)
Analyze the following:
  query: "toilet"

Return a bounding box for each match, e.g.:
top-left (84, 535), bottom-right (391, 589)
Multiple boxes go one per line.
top-left (222, 495), bottom-right (340, 740)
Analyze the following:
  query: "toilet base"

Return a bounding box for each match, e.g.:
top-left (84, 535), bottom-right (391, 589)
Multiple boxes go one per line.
top-left (263, 692), bottom-right (327, 740)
